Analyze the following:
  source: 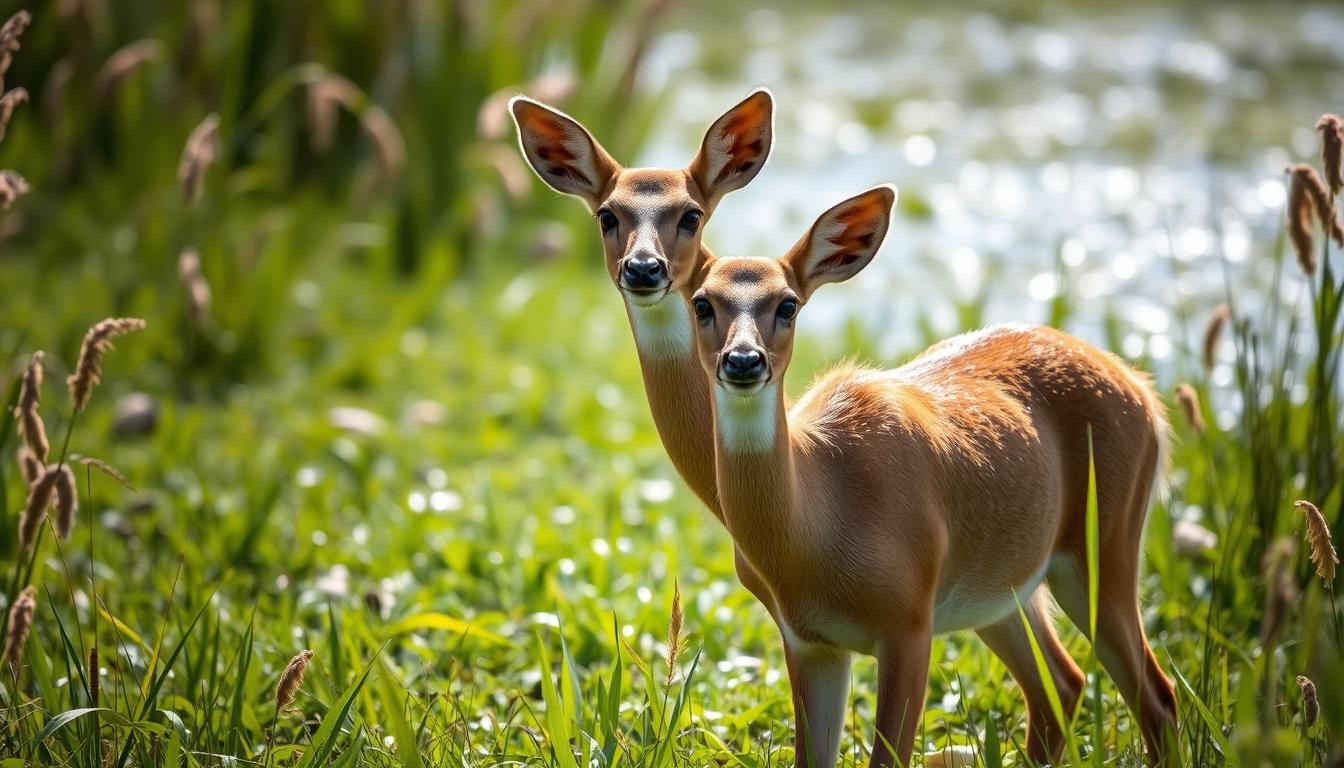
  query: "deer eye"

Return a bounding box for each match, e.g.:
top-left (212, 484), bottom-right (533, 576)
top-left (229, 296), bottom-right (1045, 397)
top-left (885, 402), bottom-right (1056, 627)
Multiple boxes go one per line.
top-left (678, 209), bottom-right (703, 234)
top-left (692, 297), bottom-right (714, 321)
top-left (597, 210), bottom-right (618, 233)
top-left (776, 298), bottom-right (799, 321)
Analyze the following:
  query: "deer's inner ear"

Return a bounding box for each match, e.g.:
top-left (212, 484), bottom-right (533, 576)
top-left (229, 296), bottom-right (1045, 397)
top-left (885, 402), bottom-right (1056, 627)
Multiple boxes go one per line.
top-left (510, 97), bottom-right (618, 208)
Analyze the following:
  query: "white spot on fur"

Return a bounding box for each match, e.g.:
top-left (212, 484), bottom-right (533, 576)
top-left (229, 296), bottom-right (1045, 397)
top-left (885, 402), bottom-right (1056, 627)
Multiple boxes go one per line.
top-left (627, 294), bottom-right (692, 359)
top-left (715, 383), bottom-right (778, 453)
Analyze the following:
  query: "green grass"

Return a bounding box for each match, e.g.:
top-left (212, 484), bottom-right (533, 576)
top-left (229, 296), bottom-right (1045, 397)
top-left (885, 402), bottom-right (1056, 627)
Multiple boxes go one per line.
top-left (1, 1), bottom-right (1343, 766)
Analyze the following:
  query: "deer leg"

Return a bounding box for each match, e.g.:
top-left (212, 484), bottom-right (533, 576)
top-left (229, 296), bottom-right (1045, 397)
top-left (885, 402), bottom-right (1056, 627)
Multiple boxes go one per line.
top-left (976, 591), bottom-right (1084, 764)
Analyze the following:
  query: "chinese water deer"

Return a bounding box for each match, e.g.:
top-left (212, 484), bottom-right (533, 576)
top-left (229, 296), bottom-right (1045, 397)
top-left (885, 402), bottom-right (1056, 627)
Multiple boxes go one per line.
top-left (509, 90), bottom-right (793, 601)
top-left (689, 186), bottom-right (1177, 767)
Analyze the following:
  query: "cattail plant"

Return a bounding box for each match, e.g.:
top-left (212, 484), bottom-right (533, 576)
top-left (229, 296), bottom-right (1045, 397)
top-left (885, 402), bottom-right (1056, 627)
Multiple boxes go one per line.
top-left (1202, 303), bottom-right (1230, 373)
top-left (664, 580), bottom-right (684, 686)
top-left (14, 350), bottom-right (48, 461)
top-left (1175, 383), bottom-right (1205, 435)
top-left (1317, 114), bottom-right (1344, 196)
top-left (1296, 500), bottom-right (1338, 589)
top-left (68, 318), bottom-right (147, 412)
top-left (1286, 163), bottom-right (1343, 276)
top-left (3, 585), bottom-right (35, 669)
top-left (178, 113), bottom-right (219, 206)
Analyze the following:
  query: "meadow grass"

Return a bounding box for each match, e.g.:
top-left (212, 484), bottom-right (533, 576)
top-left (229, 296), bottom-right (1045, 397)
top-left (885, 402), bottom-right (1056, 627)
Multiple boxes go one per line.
top-left (2, 2), bottom-right (1343, 766)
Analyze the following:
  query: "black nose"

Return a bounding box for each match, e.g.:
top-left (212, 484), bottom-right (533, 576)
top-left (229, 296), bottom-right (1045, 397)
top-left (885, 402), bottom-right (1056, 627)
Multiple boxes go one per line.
top-left (721, 348), bottom-right (766, 381)
top-left (621, 257), bottom-right (665, 290)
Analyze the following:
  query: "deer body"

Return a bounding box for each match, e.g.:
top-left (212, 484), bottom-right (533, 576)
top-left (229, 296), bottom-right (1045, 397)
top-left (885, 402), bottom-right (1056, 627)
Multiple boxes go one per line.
top-left (692, 189), bottom-right (1177, 768)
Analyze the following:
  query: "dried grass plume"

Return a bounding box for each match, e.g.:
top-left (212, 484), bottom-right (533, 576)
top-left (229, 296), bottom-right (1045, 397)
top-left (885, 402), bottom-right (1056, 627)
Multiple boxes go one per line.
top-left (178, 248), bottom-right (212, 325)
top-left (1202, 303), bottom-right (1230, 373)
top-left (3, 585), bottom-right (35, 669)
top-left (0, 169), bottom-right (27, 209)
top-left (68, 318), bottom-right (147, 411)
top-left (1317, 114), bottom-right (1344, 196)
top-left (1261, 537), bottom-right (1298, 643)
top-left (275, 649), bottom-right (315, 713)
top-left (0, 86), bottom-right (26, 143)
top-left (16, 446), bottom-right (41, 486)
top-left (1286, 163), bottom-right (1344, 276)
top-left (178, 113), bottom-right (219, 206)
top-left (1175, 383), bottom-right (1205, 435)
top-left (1296, 499), bottom-right (1338, 588)
top-left (19, 467), bottom-right (57, 552)
top-left (53, 463), bottom-right (77, 541)
top-left (1297, 675), bottom-right (1319, 727)
top-left (93, 39), bottom-right (164, 104)
top-left (14, 350), bottom-right (48, 461)
top-left (0, 10), bottom-right (32, 91)
top-left (664, 580), bottom-right (684, 686)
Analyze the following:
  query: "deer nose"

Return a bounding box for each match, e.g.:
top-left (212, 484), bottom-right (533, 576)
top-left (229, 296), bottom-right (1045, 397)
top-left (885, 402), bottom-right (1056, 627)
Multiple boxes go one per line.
top-left (621, 256), bottom-right (666, 291)
top-left (721, 348), bottom-right (766, 382)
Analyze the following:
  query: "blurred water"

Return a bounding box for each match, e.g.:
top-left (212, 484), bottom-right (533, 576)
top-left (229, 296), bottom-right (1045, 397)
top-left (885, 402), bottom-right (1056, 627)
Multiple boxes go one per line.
top-left (634, 1), bottom-right (1344, 381)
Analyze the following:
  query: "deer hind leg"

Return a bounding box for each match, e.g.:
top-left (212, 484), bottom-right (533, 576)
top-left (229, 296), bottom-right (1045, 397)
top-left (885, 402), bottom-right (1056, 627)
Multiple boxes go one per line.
top-left (976, 590), bottom-right (1084, 764)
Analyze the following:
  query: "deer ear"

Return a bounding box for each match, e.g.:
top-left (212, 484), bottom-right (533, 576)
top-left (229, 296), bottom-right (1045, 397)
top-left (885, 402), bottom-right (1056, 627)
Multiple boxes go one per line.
top-left (785, 185), bottom-right (896, 297)
top-left (688, 88), bottom-right (773, 208)
top-left (510, 96), bottom-right (619, 210)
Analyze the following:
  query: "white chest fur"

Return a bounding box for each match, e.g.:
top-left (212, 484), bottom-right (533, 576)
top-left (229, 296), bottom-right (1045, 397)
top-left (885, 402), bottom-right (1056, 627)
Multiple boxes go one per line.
top-left (714, 384), bottom-right (778, 453)
top-left (627, 295), bottom-right (693, 360)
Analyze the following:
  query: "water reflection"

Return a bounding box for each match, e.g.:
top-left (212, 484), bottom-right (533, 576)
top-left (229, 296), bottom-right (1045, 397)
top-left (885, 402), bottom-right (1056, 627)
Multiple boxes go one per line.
top-left (637, 2), bottom-right (1344, 375)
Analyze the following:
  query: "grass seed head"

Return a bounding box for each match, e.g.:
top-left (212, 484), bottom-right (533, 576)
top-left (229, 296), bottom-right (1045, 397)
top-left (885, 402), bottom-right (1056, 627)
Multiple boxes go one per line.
top-left (93, 39), bottom-right (164, 104)
top-left (0, 169), bottom-right (27, 209)
top-left (178, 113), bottom-right (219, 206)
top-left (0, 86), bottom-right (27, 143)
top-left (19, 466), bottom-right (57, 552)
top-left (53, 463), bottom-right (77, 541)
top-left (16, 446), bottom-right (42, 486)
top-left (15, 351), bottom-right (47, 462)
top-left (664, 580), bottom-right (684, 686)
top-left (1296, 500), bottom-right (1338, 588)
top-left (178, 248), bottom-right (212, 325)
top-left (1175, 383), bottom-right (1205, 435)
top-left (1261, 537), bottom-right (1298, 643)
top-left (68, 317), bottom-right (147, 411)
top-left (3, 585), bottom-right (35, 669)
top-left (276, 649), bottom-right (315, 712)
top-left (1317, 114), bottom-right (1344, 196)
top-left (361, 106), bottom-right (406, 186)
top-left (89, 645), bottom-right (99, 707)
top-left (1202, 303), bottom-right (1230, 373)
top-left (1287, 163), bottom-right (1343, 276)
top-left (306, 73), bottom-right (360, 152)
top-left (1297, 675), bottom-right (1319, 727)
top-left (0, 10), bottom-right (31, 90)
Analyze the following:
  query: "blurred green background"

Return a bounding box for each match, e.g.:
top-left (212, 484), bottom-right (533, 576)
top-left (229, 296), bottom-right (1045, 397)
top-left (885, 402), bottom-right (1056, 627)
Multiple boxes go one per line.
top-left (2, 1), bottom-right (1343, 766)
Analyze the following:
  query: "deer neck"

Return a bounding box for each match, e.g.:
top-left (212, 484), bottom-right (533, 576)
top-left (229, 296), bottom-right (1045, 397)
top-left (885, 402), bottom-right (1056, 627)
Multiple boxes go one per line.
top-left (710, 380), bottom-right (801, 576)
top-left (622, 269), bottom-right (721, 521)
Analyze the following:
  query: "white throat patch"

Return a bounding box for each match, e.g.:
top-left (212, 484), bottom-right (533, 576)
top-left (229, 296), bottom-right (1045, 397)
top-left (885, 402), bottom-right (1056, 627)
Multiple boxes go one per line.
top-left (715, 383), bottom-right (778, 453)
top-left (627, 295), bottom-right (693, 360)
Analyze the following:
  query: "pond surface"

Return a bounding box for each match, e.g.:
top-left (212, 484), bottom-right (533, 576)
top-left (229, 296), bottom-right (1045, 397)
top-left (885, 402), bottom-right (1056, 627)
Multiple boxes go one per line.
top-left (636, 1), bottom-right (1344, 413)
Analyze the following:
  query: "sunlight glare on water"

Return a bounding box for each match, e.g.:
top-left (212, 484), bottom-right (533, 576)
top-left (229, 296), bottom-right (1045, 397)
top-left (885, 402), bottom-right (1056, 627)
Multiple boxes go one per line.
top-left (640, 1), bottom-right (1344, 373)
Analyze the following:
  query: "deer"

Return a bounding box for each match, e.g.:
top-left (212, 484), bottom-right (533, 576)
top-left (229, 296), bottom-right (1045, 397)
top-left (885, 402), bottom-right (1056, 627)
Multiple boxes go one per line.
top-left (508, 89), bottom-right (789, 603)
top-left (687, 185), bottom-right (1178, 768)
top-left (509, 93), bottom-right (1177, 765)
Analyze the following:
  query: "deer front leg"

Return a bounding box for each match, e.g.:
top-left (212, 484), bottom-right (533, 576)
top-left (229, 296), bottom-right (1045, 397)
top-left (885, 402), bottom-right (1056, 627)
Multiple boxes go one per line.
top-left (871, 626), bottom-right (933, 768)
top-left (783, 635), bottom-right (852, 768)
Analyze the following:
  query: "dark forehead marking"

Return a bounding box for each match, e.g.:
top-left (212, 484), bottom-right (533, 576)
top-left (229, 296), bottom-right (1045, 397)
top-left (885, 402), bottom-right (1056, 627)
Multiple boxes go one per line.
top-left (729, 269), bottom-right (763, 284)
top-left (631, 177), bottom-right (672, 196)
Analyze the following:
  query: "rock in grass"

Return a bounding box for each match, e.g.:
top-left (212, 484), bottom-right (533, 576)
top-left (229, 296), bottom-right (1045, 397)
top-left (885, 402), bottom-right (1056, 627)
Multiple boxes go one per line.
top-left (113, 392), bottom-right (157, 437)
